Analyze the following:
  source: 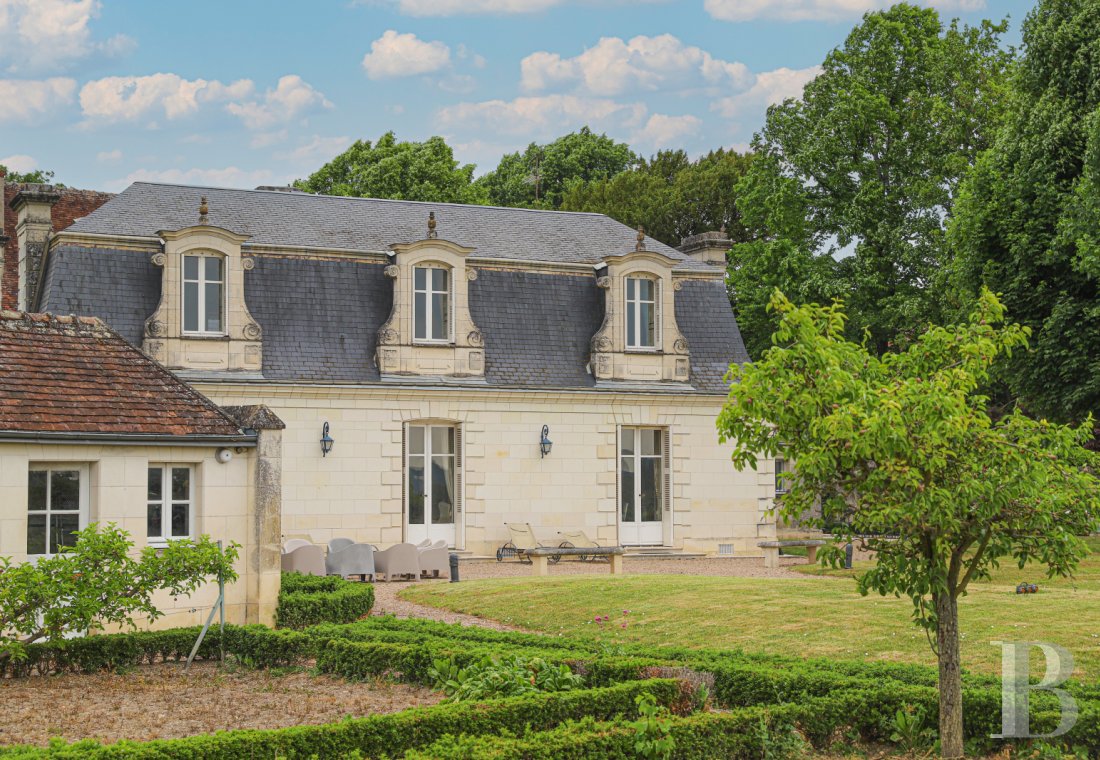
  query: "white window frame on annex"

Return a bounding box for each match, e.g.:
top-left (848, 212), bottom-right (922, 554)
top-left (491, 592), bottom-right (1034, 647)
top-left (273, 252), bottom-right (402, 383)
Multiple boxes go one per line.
top-left (146, 464), bottom-right (196, 545)
top-left (412, 263), bottom-right (453, 344)
top-left (26, 464), bottom-right (90, 557)
top-left (624, 274), bottom-right (660, 351)
top-left (181, 252), bottom-right (227, 336)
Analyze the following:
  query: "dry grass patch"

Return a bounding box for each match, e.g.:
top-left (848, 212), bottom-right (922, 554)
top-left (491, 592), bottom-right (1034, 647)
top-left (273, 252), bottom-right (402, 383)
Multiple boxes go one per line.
top-left (0, 661), bottom-right (442, 747)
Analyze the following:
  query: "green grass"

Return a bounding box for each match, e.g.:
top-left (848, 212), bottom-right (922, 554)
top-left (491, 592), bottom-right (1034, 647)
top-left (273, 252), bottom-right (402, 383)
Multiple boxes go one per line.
top-left (401, 538), bottom-right (1100, 678)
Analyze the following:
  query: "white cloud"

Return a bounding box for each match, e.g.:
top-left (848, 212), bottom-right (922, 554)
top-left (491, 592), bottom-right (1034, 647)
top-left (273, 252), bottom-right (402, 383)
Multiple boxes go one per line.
top-left (79, 73), bottom-right (252, 123)
top-left (225, 75), bottom-right (332, 130)
top-left (0, 77), bottom-right (76, 122)
top-left (361, 30), bottom-right (451, 79)
top-left (521, 35), bottom-right (750, 96)
top-left (704, 0), bottom-right (984, 22)
top-left (96, 148), bottom-right (122, 161)
top-left (0, 0), bottom-right (135, 72)
top-left (0, 153), bottom-right (37, 173)
top-left (711, 65), bottom-right (821, 118)
top-left (438, 94), bottom-right (646, 137)
top-left (112, 166), bottom-right (288, 192)
top-left (249, 130), bottom-right (288, 149)
top-left (630, 113), bottom-right (702, 148)
top-left (276, 134), bottom-right (353, 165)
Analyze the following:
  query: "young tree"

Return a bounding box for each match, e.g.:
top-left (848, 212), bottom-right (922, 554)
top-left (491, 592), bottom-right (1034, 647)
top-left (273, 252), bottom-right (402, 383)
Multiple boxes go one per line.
top-left (731, 4), bottom-right (1012, 358)
top-left (0, 164), bottom-right (57, 184)
top-left (950, 0), bottom-right (1100, 430)
top-left (295, 132), bottom-right (488, 204)
top-left (717, 290), bottom-right (1099, 758)
top-left (0, 524), bottom-right (239, 664)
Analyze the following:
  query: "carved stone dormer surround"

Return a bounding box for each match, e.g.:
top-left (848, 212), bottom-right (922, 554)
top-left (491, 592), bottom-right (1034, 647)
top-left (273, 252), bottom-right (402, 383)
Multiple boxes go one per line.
top-left (143, 225), bottom-right (263, 373)
top-left (589, 249), bottom-right (690, 383)
top-left (376, 238), bottom-right (485, 378)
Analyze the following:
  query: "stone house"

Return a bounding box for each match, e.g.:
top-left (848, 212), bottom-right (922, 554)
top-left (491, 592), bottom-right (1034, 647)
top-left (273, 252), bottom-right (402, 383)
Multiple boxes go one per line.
top-left (0, 310), bottom-right (283, 626)
top-left (8, 181), bottom-right (780, 558)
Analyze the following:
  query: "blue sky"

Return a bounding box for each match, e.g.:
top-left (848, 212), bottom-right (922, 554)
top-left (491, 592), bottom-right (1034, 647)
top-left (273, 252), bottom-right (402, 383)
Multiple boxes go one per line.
top-left (0, 0), bottom-right (1033, 193)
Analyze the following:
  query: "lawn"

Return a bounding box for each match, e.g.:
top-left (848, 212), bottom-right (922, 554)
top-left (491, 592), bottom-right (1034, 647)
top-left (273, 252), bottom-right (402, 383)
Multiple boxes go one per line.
top-left (401, 537), bottom-right (1100, 678)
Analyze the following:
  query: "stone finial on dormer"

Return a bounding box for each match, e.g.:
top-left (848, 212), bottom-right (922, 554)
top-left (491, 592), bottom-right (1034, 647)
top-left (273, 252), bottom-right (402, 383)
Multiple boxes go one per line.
top-left (636, 226), bottom-right (646, 251)
top-left (428, 211), bottom-right (438, 239)
top-left (198, 196), bottom-right (209, 225)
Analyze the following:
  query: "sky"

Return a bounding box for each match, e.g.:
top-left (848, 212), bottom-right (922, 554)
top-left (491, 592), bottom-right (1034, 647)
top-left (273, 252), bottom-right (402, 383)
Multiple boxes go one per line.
top-left (0, 0), bottom-right (1034, 193)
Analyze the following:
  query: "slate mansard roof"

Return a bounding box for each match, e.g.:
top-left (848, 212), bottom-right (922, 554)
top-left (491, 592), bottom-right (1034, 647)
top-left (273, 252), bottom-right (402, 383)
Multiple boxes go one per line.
top-left (40, 182), bottom-right (749, 394)
top-left (0, 312), bottom-right (251, 441)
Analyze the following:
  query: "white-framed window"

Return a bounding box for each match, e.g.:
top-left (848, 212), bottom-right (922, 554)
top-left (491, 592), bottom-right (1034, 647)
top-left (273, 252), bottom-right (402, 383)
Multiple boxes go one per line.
top-left (147, 465), bottom-right (194, 543)
top-left (27, 466), bottom-right (88, 555)
top-left (625, 276), bottom-right (658, 349)
top-left (182, 254), bottom-right (225, 334)
top-left (775, 457), bottom-right (789, 495)
top-left (413, 265), bottom-right (451, 343)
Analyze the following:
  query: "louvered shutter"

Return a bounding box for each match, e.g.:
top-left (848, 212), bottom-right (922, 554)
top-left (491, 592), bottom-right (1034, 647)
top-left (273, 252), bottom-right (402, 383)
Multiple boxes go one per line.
top-left (662, 427), bottom-right (673, 545)
top-left (401, 422), bottom-right (408, 542)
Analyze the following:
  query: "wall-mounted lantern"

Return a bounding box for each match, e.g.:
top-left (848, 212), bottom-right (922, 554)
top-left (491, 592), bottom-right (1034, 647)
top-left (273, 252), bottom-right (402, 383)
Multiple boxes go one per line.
top-left (539, 425), bottom-right (553, 458)
top-left (320, 421), bottom-right (334, 457)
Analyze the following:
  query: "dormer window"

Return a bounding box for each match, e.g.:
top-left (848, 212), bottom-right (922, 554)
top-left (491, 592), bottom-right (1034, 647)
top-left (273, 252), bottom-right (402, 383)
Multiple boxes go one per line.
top-left (182, 254), bottom-right (225, 335)
top-left (414, 265), bottom-right (451, 343)
top-left (625, 276), bottom-right (657, 349)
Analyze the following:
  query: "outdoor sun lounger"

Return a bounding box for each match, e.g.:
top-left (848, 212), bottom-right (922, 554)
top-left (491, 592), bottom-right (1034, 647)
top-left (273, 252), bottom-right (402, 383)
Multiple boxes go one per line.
top-left (557, 530), bottom-right (607, 562)
top-left (496, 522), bottom-right (563, 564)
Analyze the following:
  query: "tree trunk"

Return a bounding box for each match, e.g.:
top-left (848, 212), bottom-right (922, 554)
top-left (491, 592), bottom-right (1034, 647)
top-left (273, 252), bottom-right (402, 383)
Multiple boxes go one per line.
top-left (935, 591), bottom-right (964, 758)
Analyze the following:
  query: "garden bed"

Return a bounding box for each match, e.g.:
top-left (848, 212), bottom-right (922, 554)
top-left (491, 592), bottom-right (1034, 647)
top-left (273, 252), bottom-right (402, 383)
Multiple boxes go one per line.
top-left (0, 660), bottom-right (441, 747)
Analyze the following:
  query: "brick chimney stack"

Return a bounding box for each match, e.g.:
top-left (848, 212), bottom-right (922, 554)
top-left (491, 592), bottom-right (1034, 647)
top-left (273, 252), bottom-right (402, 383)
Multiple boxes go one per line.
top-left (12, 184), bottom-right (61, 311)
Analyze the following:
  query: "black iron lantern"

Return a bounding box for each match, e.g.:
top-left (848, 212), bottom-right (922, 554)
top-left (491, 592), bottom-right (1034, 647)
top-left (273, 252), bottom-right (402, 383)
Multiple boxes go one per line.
top-left (539, 425), bottom-right (553, 458)
top-left (320, 421), bottom-right (334, 457)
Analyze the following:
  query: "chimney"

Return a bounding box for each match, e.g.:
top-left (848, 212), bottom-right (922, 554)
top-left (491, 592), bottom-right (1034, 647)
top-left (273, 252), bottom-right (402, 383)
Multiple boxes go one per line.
top-left (677, 229), bottom-right (732, 267)
top-left (12, 184), bottom-right (60, 311)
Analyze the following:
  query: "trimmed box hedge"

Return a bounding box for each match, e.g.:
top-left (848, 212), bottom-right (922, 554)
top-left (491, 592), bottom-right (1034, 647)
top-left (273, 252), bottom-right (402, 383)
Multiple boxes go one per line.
top-left (275, 573), bottom-right (375, 629)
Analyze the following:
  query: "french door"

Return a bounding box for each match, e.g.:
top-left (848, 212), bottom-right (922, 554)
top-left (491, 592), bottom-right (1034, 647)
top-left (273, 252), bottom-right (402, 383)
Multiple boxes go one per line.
top-left (406, 424), bottom-right (457, 546)
top-left (620, 427), bottom-right (665, 545)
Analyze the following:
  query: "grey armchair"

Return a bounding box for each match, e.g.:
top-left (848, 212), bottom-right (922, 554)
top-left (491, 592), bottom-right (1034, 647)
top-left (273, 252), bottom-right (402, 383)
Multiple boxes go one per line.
top-left (326, 542), bottom-right (376, 581)
top-left (281, 544), bottom-right (325, 576)
top-left (374, 543), bottom-right (420, 582)
top-left (328, 537), bottom-right (355, 554)
top-left (418, 540), bottom-right (449, 578)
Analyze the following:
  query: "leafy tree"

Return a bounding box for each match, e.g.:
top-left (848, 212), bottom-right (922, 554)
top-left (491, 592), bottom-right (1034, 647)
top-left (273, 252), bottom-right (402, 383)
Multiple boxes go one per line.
top-left (296, 132), bottom-right (488, 205)
top-left (717, 289), bottom-right (1099, 758)
top-left (561, 148), bottom-right (753, 248)
top-left (0, 164), bottom-right (56, 184)
top-left (477, 127), bottom-right (638, 208)
top-left (950, 0), bottom-right (1100, 430)
top-left (0, 524), bottom-right (239, 664)
top-left (731, 4), bottom-right (1012, 358)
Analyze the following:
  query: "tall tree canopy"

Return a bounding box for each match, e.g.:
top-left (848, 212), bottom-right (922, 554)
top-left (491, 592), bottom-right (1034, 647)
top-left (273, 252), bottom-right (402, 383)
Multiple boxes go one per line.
top-left (560, 148), bottom-right (753, 248)
top-left (476, 127), bottom-right (638, 209)
top-left (295, 132), bottom-right (487, 204)
top-left (730, 4), bottom-right (1012, 359)
top-left (950, 0), bottom-right (1100, 429)
top-left (0, 165), bottom-right (56, 184)
top-left (719, 290), bottom-right (1099, 758)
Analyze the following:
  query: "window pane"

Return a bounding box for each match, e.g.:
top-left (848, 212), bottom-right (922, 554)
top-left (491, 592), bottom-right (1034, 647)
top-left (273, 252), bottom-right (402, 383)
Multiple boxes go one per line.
top-left (621, 457), bottom-right (635, 523)
top-left (627, 303), bottom-right (636, 346)
top-left (626, 278), bottom-right (635, 300)
top-left (639, 279), bottom-right (655, 301)
top-left (432, 268), bottom-right (449, 292)
top-left (171, 503), bottom-right (189, 537)
top-left (431, 456), bottom-right (454, 525)
top-left (184, 282), bottom-right (199, 332)
top-left (414, 267), bottom-right (427, 291)
top-left (620, 428), bottom-right (634, 455)
top-left (28, 471), bottom-right (46, 511)
top-left (431, 426), bottom-right (454, 455)
top-left (414, 292), bottom-right (427, 340)
top-left (147, 503), bottom-right (162, 538)
top-left (431, 292), bottom-right (448, 340)
top-left (204, 282), bottom-right (223, 332)
top-left (183, 255), bottom-right (199, 280)
top-left (147, 467), bottom-right (163, 501)
top-left (51, 471), bottom-right (79, 511)
top-left (409, 426), bottom-right (425, 455)
top-left (51, 514), bottom-right (80, 553)
top-left (27, 514), bottom-right (46, 554)
top-left (408, 456), bottom-right (425, 524)
top-left (640, 302), bottom-right (655, 346)
top-left (171, 468), bottom-right (190, 501)
top-left (640, 429), bottom-right (660, 456)
top-left (204, 256), bottom-right (223, 282)
top-left (640, 457), bottom-right (662, 522)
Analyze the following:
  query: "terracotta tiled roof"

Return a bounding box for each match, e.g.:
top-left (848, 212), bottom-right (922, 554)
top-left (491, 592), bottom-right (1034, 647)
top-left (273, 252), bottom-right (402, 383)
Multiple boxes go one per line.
top-left (0, 311), bottom-right (249, 439)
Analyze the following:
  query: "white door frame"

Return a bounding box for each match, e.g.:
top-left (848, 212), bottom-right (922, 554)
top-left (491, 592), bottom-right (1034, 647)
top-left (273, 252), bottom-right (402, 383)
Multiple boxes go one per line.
top-left (617, 426), bottom-right (667, 546)
top-left (405, 423), bottom-right (459, 547)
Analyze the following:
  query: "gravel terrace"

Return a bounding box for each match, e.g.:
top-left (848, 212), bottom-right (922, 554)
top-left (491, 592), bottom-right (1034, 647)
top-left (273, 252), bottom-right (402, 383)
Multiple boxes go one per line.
top-left (0, 661), bottom-right (442, 747)
top-left (372, 555), bottom-right (812, 629)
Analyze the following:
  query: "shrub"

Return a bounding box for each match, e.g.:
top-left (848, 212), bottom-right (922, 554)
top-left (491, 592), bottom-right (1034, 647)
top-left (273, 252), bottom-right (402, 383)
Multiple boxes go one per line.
top-left (275, 572), bottom-right (374, 629)
top-left (428, 654), bottom-right (585, 702)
